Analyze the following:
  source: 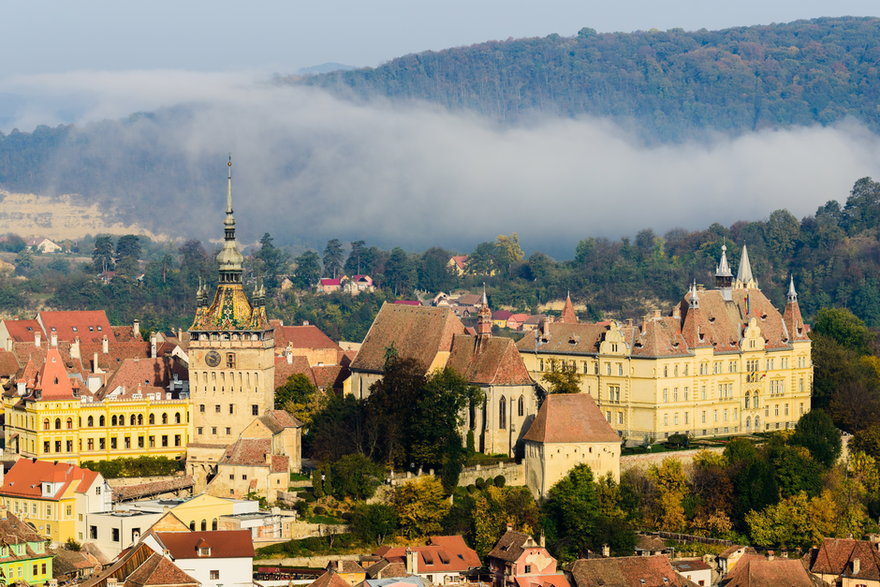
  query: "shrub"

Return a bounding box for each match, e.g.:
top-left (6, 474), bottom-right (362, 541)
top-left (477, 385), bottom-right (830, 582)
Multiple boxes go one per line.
top-left (494, 475), bottom-right (506, 487)
top-left (313, 506), bottom-right (326, 516)
top-left (80, 456), bottom-right (183, 478)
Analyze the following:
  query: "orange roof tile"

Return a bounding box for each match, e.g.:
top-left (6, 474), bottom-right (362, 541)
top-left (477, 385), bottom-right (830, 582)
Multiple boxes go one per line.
top-left (1, 458), bottom-right (98, 501)
top-left (38, 310), bottom-right (115, 344)
top-left (447, 335), bottom-right (533, 386)
top-left (724, 553), bottom-right (814, 587)
top-left (569, 556), bottom-right (697, 587)
top-left (2, 319), bottom-right (44, 343)
top-left (522, 393), bottom-right (619, 444)
top-left (273, 324), bottom-right (342, 352)
top-left (154, 530), bottom-right (254, 559)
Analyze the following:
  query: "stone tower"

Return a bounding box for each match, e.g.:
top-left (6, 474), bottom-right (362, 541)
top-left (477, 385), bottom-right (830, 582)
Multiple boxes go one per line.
top-left (187, 158), bottom-right (276, 479)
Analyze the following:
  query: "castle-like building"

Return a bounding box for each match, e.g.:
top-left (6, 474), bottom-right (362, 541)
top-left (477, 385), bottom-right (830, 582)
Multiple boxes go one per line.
top-left (516, 245), bottom-right (813, 444)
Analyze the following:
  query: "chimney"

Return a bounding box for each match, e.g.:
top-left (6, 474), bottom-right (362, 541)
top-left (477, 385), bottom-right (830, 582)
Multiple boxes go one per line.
top-left (853, 558), bottom-right (861, 575)
top-left (405, 548), bottom-right (418, 574)
top-left (133, 319), bottom-right (140, 337)
top-left (92, 352), bottom-right (103, 374)
top-left (150, 333), bottom-right (157, 359)
top-left (302, 320), bottom-right (310, 326)
top-left (539, 530), bottom-right (546, 548)
top-left (70, 337), bottom-right (81, 360)
top-left (601, 544), bottom-right (610, 557)
top-left (34, 332), bottom-right (41, 347)
top-left (672, 306), bottom-right (681, 319)
top-left (102, 335), bottom-right (109, 354)
top-left (285, 345), bottom-right (293, 365)
top-left (50, 332), bottom-right (58, 347)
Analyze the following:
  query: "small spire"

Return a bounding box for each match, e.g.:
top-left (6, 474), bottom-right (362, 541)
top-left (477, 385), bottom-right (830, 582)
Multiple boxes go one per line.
top-left (735, 244), bottom-right (756, 289)
top-left (688, 280), bottom-right (700, 308)
top-left (226, 154), bottom-right (233, 215)
top-left (716, 244), bottom-right (732, 277)
top-left (787, 275), bottom-right (798, 304)
top-left (482, 282), bottom-right (488, 307)
top-left (561, 291), bottom-right (578, 324)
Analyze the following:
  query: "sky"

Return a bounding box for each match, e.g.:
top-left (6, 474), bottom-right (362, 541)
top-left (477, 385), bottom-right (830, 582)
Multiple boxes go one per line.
top-left (2, 1), bottom-right (880, 255)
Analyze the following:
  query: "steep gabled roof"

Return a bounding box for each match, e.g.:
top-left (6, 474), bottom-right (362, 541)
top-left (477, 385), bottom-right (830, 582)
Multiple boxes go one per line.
top-left (516, 322), bottom-right (607, 355)
top-left (1, 458), bottom-right (99, 501)
top-left (375, 536), bottom-right (480, 574)
top-left (273, 323), bottom-right (342, 352)
top-left (259, 410), bottom-right (303, 433)
top-left (569, 556), bottom-right (697, 587)
top-left (154, 530), bottom-right (254, 559)
top-left (37, 310), bottom-right (115, 344)
top-left (351, 304), bottom-right (465, 374)
top-left (805, 538), bottom-right (880, 581)
top-left (309, 571), bottom-right (354, 587)
top-left (35, 348), bottom-right (75, 399)
top-left (447, 336), bottom-right (533, 386)
top-left (2, 319), bottom-right (44, 343)
top-left (522, 393), bottom-right (619, 444)
top-left (487, 530), bottom-right (534, 562)
top-left (560, 294), bottom-right (577, 324)
top-left (218, 438), bottom-right (273, 467)
top-left (125, 552), bottom-right (200, 587)
top-left (723, 553), bottom-right (816, 587)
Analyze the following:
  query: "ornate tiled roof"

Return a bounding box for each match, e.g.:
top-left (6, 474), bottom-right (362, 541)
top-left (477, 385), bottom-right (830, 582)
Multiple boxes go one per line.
top-left (190, 284), bottom-right (269, 331)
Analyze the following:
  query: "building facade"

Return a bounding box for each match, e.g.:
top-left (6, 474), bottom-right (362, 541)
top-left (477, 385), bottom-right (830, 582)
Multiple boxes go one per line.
top-left (517, 246), bottom-right (813, 443)
top-left (0, 510), bottom-right (53, 586)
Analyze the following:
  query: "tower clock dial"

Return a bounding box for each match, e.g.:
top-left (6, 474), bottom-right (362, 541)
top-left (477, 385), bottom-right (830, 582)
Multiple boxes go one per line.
top-left (205, 350), bottom-right (221, 367)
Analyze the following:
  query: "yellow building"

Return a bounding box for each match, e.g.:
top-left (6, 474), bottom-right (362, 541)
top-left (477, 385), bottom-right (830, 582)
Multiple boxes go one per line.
top-left (3, 349), bottom-right (191, 465)
top-left (0, 458), bottom-right (109, 545)
top-left (0, 510), bottom-right (53, 585)
top-left (517, 246), bottom-right (813, 444)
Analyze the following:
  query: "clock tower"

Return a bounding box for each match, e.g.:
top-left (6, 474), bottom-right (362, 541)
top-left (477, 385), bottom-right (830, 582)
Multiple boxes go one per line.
top-left (187, 158), bottom-right (275, 481)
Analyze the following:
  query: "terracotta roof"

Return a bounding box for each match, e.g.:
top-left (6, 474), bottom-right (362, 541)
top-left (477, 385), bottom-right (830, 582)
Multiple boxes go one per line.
top-left (805, 538), bottom-right (880, 581)
top-left (100, 357), bottom-right (186, 400)
top-left (154, 530), bottom-right (254, 559)
top-left (2, 319), bottom-right (44, 343)
top-left (523, 393), bottom-right (619, 444)
top-left (0, 510), bottom-right (48, 545)
top-left (447, 335), bottom-right (533, 386)
top-left (51, 547), bottom-right (101, 577)
top-left (393, 300), bottom-right (422, 306)
top-left (487, 530), bottom-right (534, 562)
top-left (259, 410), bottom-right (303, 433)
top-left (365, 560), bottom-right (409, 579)
top-left (81, 542), bottom-right (197, 587)
top-left (328, 560), bottom-right (367, 574)
top-left (723, 553), bottom-right (817, 587)
top-left (34, 347), bottom-right (75, 399)
top-left (351, 304), bottom-right (465, 374)
top-left (0, 350), bottom-right (19, 376)
top-left (513, 575), bottom-right (569, 587)
top-left (670, 559), bottom-right (711, 573)
top-left (124, 552), bottom-right (199, 587)
top-left (492, 310), bottom-right (514, 321)
top-left (38, 311), bottom-right (115, 344)
top-left (569, 556), bottom-right (697, 587)
top-left (516, 322), bottom-right (608, 354)
top-left (309, 571), bottom-right (353, 587)
top-left (219, 438), bottom-right (274, 467)
top-left (274, 324), bottom-right (342, 352)
top-left (635, 534), bottom-right (669, 553)
top-left (457, 294), bottom-right (483, 306)
top-left (274, 355), bottom-right (317, 389)
top-left (1, 458), bottom-right (99, 501)
top-left (375, 536), bottom-right (480, 574)
top-left (320, 278), bottom-right (342, 287)
top-left (560, 294), bottom-right (577, 324)
top-left (450, 255), bottom-right (468, 270)
top-left (112, 476), bottom-right (194, 502)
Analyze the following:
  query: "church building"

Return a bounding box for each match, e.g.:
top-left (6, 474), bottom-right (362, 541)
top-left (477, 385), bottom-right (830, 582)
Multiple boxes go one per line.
top-left (517, 245), bottom-right (813, 444)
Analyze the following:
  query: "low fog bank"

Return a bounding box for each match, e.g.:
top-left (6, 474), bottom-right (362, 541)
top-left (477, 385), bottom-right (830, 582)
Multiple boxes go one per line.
top-left (2, 70), bottom-right (880, 257)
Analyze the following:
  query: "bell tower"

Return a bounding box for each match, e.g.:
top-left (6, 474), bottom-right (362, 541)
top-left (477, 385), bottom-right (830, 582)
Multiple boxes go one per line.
top-left (187, 157), bottom-right (276, 456)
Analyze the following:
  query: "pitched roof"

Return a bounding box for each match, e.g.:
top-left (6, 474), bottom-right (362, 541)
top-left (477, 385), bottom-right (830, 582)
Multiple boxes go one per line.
top-left (0, 510), bottom-right (48, 545)
top-left (273, 324), bottom-right (342, 352)
top-left (100, 357), bottom-right (187, 400)
top-left (125, 552), bottom-right (200, 587)
top-left (560, 294), bottom-right (577, 324)
top-left (375, 536), bottom-right (480, 574)
top-left (447, 335), bottom-right (533, 386)
top-left (274, 354), bottom-right (317, 389)
top-left (522, 393), bottom-right (619, 444)
top-left (154, 530), bottom-right (255, 559)
top-left (569, 556), bottom-right (697, 587)
top-left (0, 350), bottom-right (19, 376)
top-left (723, 553), bottom-right (816, 587)
top-left (2, 319), bottom-right (44, 343)
top-left (38, 310), bottom-right (115, 344)
top-left (218, 438), bottom-right (274, 467)
top-left (308, 571), bottom-right (353, 587)
top-left (805, 537), bottom-right (880, 581)
top-left (259, 410), bottom-right (303, 433)
top-left (35, 347), bottom-right (75, 399)
top-left (0, 458), bottom-right (99, 501)
top-left (487, 530), bottom-right (534, 562)
top-left (351, 304), bottom-right (465, 374)
top-left (492, 310), bottom-right (514, 321)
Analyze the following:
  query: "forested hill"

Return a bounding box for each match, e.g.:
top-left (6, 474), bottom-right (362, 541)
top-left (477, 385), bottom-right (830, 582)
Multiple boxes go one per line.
top-left (299, 17), bottom-right (880, 141)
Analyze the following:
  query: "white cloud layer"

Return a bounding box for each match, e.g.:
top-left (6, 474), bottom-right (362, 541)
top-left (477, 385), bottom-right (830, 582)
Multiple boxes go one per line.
top-left (2, 69), bottom-right (880, 256)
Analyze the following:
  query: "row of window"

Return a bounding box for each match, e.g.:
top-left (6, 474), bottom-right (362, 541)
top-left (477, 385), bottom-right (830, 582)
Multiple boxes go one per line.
top-left (538, 356), bottom-right (810, 378)
top-left (41, 434), bottom-right (182, 454)
top-left (41, 412), bottom-right (184, 431)
top-left (198, 404), bottom-right (260, 416)
top-left (497, 396), bottom-right (525, 429)
top-left (655, 402), bottom-right (805, 428)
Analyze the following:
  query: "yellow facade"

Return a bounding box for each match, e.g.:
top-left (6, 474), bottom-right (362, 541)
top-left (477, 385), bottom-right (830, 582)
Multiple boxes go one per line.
top-left (520, 330), bottom-right (812, 443)
top-left (3, 396), bottom-right (191, 465)
top-left (169, 494), bottom-right (242, 531)
top-left (2, 492), bottom-right (77, 544)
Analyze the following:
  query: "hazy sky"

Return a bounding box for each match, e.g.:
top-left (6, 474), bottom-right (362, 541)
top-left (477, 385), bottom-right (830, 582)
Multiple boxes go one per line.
top-left (2, 1), bottom-right (879, 76)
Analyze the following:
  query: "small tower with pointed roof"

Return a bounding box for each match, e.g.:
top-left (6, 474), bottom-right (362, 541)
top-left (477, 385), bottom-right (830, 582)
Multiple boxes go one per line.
top-left (477, 286), bottom-right (492, 339)
top-left (783, 275), bottom-right (810, 342)
top-left (560, 292), bottom-right (578, 324)
top-left (734, 244), bottom-right (758, 289)
top-left (715, 245), bottom-right (734, 301)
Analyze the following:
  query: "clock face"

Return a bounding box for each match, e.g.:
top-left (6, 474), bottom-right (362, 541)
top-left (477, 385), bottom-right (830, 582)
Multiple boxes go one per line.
top-left (205, 350), bottom-right (221, 367)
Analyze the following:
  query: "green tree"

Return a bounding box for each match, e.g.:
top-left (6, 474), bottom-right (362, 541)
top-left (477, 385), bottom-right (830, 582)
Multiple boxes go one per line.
top-left (541, 361), bottom-right (582, 394)
top-left (255, 232), bottom-right (290, 291)
top-left (745, 491), bottom-right (838, 550)
top-left (323, 239), bottom-right (344, 278)
top-left (345, 240), bottom-right (367, 275)
top-left (92, 235), bottom-right (115, 273)
top-left (350, 503), bottom-right (398, 545)
top-left (790, 410), bottom-right (842, 468)
top-left (391, 477), bottom-right (450, 538)
top-left (383, 247), bottom-right (416, 295)
top-left (293, 250), bottom-right (321, 290)
top-left (813, 307), bottom-right (873, 354)
top-left (328, 453), bottom-right (387, 500)
top-left (274, 373), bottom-right (324, 426)
top-left (542, 464), bottom-right (600, 560)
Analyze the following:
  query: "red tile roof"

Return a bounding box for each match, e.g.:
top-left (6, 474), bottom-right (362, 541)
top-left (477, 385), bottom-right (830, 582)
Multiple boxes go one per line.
top-left (723, 553), bottom-right (815, 587)
top-left (2, 319), bottom-right (44, 343)
top-left (487, 530), bottom-right (536, 563)
top-left (320, 278), bottom-right (342, 287)
top-left (805, 537), bottom-right (880, 582)
top-left (560, 294), bottom-right (577, 324)
top-left (218, 438), bottom-right (277, 468)
top-left (100, 357), bottom-right (186, 399)
top-left (257, 410), bottom-right (303, 434)
top-left (125, 552), bottom-right (200, 587)
top-left (447, 335), bottom-right (533, 386)
top-left (492, 310), bottom-right (514, 321)
top-left (375, 536), bottom-right (480, 574)
top-left (569, 556), bottom-right (697, 587)
top-left (309, 571), bottom-right (353, 587)
top-left (154, 530), bottom-right (255, 559)
top-left (1, 458), bottom-right (99, 501)
top-left (38, 311), bottom-right (115, 344)
top-left (35, 348), bottom-right (75, 399)
top-left (0, 350), bottom-right (19, 376)
top-left (522, 393), bottom-right (619, 444)
top-left (513, 575), bottom-right (569, 587)
top-left (273, 324), bottom-right (341, 352)
top-left (274, 355), bottom-right (317, 389)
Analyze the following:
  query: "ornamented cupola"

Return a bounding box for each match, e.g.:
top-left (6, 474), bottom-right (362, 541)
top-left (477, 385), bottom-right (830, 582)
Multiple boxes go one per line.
top-left (734, 244), bottom-right (758, 290)
top-left (715, 245), bottom-right (733, 301)
top-left (477, 286), bottom-right (492, 339)
top-left (189, 157), bottom-right (270, 332)
top-left (560, 292), bottom-right (578, 324)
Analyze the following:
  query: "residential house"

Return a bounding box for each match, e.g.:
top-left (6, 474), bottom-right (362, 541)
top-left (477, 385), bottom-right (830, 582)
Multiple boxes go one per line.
top-left (447, 256), bottom-right (468, 276)
top-left (326, 560), bottom-right (367, 585)
top-left (492, 310), bottom-right (514, 329)
top-left (568, 556), bottom-right (698, 587)
top-left (347, 301), bottom-right (538, 456)
top-left (308, 571), bottom-right (354, 587)
top-left (634, 534), bottom-right (673, 557)
top-left (523, 393), bottom-right (621, 499)
top-left (721, 553), bottom-right (816, 587)
top-left (506, 314), bottom-right (529, 331)
top-left (0, 509), bottom-right (53, 586)
top-left (26, 238), bottom-right (62, 254)
top-left (804, 537), bottom-right (880, 586)
top-left (487, 529), bottom-right (566, 587)
top-left (517, 246), bottom-right (813, 444)
top-left (51, 547), bottom-right (101, 583)
top-left (79, 541), bottom-right (199, 587)
top-left (143, 529), bottom-right (255, 587)
top-left (343, 275), bottom-right (375, 295)
top-left (0, 457), bottom-right (110, 545)
top-left (671, 559), bottom-right (713, 587)
top-left (374, 536), bottom-right (481, 585)
top-left (317, 278), bottom-right (343, 293)
top-left (81, 508), bottom-right (165, 559)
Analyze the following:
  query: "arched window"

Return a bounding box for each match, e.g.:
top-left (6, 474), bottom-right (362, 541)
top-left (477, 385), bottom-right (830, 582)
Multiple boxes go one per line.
top-left (175, 413), bottom-right (181, 424)
top-left (137, 414), bottom-right (143, 425)
top-left (87, 416), bottom-right (94, 427)
top-left (754, 392), bottom-right (759, 409)
top-left (43, 419), bottom-right (50, 431)
top-left (499, 397), bottom-right (507, 430)
top-left (517, 396), bottom-right (524, 417)
top-left (746, 416), bottom-right (751, 429)
top-left (161, 413), bottom-right (168, 425)
top-left (130, 414), bottom-right (136, 426)
top-left (744, 392), bottom-right (750, 410)
top-left (149, 414), bottom-right (155, 425)
top-left (111, 415), bottom-right (117, 427)
top-left (755, 416), bottom-right (761, 430)
top-left (99, 416), bottom-right (105, 427)
top-left (66, 418), bottom-right (72, 430)
top-left (212, 519), bottom-right (218, 531)
top-left (54, 418), bottom-right (61, 430)
top-left (189, 521), bottom-right (196, 531)
top-left (200, 519), bottom-right (207, 531)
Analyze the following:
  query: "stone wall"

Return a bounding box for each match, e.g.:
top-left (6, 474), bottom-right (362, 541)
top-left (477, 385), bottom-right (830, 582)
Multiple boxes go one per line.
top-left (620, 446), bottom-right (725, 472)
top-left (458, 462), bottom-right (524, 486)
top-left (256, 554), bottom-right (360, 568)
top-left (106, 473), bottom-right (185, 488)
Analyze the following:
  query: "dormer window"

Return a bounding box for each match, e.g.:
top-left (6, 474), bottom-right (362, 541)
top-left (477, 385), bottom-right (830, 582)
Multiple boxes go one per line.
top-left (72, 327), bottom-right (77, 332)
top-left (97, 326), bottom-right (103, 331)
top-left (198, 546), bottom-right (211, 556)
top-left (708, 317), bottom-right (715, 323)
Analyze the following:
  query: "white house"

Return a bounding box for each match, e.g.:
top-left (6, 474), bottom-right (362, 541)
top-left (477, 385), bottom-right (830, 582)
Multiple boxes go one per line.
top-left (143, 530), bottom-right (254, 587)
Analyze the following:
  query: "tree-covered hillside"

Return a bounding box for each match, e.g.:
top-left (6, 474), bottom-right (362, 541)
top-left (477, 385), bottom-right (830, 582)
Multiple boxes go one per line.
top-left (301, 17), bottom-right (880, 140)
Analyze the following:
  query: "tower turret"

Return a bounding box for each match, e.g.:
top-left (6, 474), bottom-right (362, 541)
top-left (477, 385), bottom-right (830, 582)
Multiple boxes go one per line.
top-left (735, 244), bottom-right (757, 289)
top-left (216, 156), bottom-right (245, 284)
top-left (560, 291), bottom-right (578, 323)
top-left (477, 285), bottom-right (492, 339)
top-left (715, 244), bottom-right (733, 301)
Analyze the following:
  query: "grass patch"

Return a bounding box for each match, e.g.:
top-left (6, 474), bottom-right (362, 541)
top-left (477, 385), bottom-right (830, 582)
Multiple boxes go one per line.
top-left (290, 472), bottom-right (311, 482)
top-left (464, 453), bottom-right (512, 467)
top-left (307, 514), bottom-right (345, 525)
